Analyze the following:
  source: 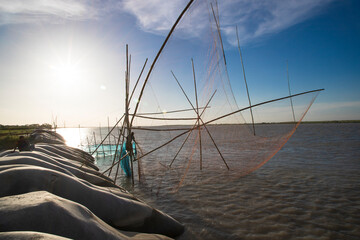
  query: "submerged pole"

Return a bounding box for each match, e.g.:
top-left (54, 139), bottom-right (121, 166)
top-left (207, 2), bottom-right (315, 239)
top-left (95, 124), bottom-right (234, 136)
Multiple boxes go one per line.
top-left (109, 123), bottom-right (124, 177)
top-left (169, 90), bottom-right (216, 168)
top-left (172, 71), bottom-right (230, 170)
top-left (136, 89), bottom-right (324, 164)
top-left (86, 136), bottom-right (91, 154)
top-left (114, 124), bottom-right (126, 184)
top-left (93, 132), bottom-right (97, 157)
top-left (91, 115), bottom-right (124, 155)
top-left (287, 60), bottom-right (296, 123)
top-left (124, 44), bottom-right (135, 185)
top-left (99, 123), bottom-right (106, 158)
top-left (78, 124), bottom-right (82, 147)
top-left (192, 59), bottom-right (203, 170)
top-left (107, 117), bottom-right (112, 156)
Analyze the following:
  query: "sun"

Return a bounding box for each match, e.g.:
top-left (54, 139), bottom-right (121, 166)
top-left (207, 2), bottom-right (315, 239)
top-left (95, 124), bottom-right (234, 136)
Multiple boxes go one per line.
top-left (54, 64), bottom-right (77, 81)
top-left (50, 61), bottom-right (82, 85)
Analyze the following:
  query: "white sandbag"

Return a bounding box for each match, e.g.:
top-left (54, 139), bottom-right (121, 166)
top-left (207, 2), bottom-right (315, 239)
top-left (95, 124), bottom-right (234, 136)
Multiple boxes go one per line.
top-left (0, 191), bottom-right (172, 240)
top-left (0, 166), bottom-right (184, 237)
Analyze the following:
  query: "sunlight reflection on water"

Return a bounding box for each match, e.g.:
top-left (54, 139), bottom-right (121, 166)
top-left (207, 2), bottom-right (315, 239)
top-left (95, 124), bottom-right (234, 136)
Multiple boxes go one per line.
top-left (55, 124), bottom-right (360, 240)
top-left (56, 128), bottom-right (92, 149)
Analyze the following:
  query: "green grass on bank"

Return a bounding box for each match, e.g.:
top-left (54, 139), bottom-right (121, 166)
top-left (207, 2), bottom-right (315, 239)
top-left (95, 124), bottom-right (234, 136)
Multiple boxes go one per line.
top-left (0, 135), bottom-right (23, 151)
top-left (0, 124), bottom-right (52, 151)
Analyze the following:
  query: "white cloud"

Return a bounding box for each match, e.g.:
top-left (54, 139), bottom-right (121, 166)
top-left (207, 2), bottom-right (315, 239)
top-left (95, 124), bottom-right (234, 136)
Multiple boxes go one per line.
top-left (120, 0), bottom-right (335, 45)
top-left (220, 0), bottom-right (335, 45)
top-left (121, 0), bottom-right (218, 38)
top-left (0, 0), bottom-right (336, 45)
top-left (122, 0), bottom-right (186, 33)
top-left (0, 0), bottom-right (97, 25)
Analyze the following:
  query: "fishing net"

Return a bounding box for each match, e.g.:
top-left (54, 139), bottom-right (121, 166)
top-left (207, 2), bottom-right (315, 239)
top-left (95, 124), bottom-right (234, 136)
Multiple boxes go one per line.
top-left (120, 0), bottom-right (321, 190)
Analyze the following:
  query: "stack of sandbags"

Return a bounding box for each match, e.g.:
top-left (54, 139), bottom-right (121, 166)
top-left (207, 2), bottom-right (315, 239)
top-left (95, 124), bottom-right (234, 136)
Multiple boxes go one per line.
top-left (29, 129), bottom-right (66, 145)
top-left (0, 131), bottom-right (184, 239)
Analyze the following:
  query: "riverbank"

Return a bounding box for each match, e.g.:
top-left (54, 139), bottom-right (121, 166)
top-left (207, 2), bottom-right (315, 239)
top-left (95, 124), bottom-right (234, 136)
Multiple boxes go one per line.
top-left (0, 130), bottom-right (184, 239)
top-left (0, 124), bottom-right (52, 151)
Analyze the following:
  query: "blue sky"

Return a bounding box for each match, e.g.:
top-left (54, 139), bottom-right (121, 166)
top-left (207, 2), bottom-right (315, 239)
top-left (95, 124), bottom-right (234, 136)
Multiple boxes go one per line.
top-left (0, 0), bottom-right (359, 126)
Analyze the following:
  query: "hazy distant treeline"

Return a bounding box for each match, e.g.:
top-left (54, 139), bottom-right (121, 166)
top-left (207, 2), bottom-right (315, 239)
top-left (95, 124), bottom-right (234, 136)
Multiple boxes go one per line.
top-left (0, 124), bottom-right (52, 130)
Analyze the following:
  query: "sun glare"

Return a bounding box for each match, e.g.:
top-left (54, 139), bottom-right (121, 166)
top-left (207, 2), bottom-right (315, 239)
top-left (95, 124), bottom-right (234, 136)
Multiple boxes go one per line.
top-left (56, 128), bottom-right (82, 148)
top-left (50, 62), bottom-right (82, 85)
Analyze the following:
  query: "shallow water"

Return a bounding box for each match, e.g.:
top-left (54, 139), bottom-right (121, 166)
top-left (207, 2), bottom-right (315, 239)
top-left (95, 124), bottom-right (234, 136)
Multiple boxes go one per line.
top-left (59, 123), bottom-right (360, 239)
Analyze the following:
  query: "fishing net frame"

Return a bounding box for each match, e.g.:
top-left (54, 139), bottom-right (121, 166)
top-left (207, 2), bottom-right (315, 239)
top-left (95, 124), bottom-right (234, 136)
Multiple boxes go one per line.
top-left (95, 0), bottom-right (323, 190)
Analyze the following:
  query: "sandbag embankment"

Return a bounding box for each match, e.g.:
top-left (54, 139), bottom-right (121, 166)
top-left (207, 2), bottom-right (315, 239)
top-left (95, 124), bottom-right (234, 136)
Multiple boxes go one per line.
top-left (0, 231), bottom-right (71, 240)
top-left (0, 130), bottom-right (184, 239)
top-left (29, 129), bottom-right (65, 145)
top-left (35, 144), bottom-right (97, 169)
top-left (0, 152), bottom-right (116, 188)
top-left (0, 166), bottom-right (184, 237)
top-left (0, 191), bottom-right (172, 240)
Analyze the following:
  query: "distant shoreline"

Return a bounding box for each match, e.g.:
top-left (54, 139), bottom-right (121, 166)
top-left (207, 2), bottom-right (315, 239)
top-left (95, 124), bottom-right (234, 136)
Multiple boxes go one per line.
top-left (0, 120), bottom-right (359, 130)
top-left (295, 120), bottom-right (360, 124)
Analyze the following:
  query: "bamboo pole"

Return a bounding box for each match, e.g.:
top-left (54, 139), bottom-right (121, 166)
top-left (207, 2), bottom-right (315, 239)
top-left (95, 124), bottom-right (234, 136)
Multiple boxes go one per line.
top-left (101, 152), bottom-right (129, 176)
top-left (134, 115), bottom-right (197, 121)
top-left (107, 117), bottom-right (112, 156)
top-left (99, 123), bottom-right (106, 158)
top-left (86, 136), bottom-right (91, 154)
top-left (91, 114), bottom-right (124, 155)
top-left (131, 127), bottom-right (193, 131)
top-left (108, 122), bottom-right (125, 177)
top-left (205, 89), bottom-right (324, 125)
top-left (54, 116), bottom-right (57, 133)
top-left (129, 0), bottom-right (195, 129)
top-left (93, 132), bottom-right (97, 158)
top-left (137, 151), bottom-right (142, 181)
top-left (169, 126), bottom-right (195, 168)
top-left (210, 1), bottom-right (243, 124)
top-left (78, 135), bottom-right (93, 169)
top-left (210, 3), bottom-right (226, 65)
top-left (113, 120), bottom-right (117, 154)
top-left (129, 58), bottom-right (148, 103)
top-left (191, 59), bottom-right (203, 170)
top-left (123, 44), bottom-right (135, 185)
top-left (172, 71), bottom-right (229, 169)
top-left (287, 60), bottom-right (296, 123)
top-left (169, 90), bottom-right (217, 168)
top-left (236, 25), bottom-right (256, 136)
top-left (109, 122), bottom-right (124, 176)
top-left (129, 54), bottom-right (131, 86)
top-left (133, 137), bottom-right (144, 182)
top-left (134, 139), bottom-right (143, 156)
top-left (134, 88), bottom-right (324, 165)
top-left (133, 127), bottom-right (193, 163)
top-left (114, 122), bottom-right (127, 184)
top-left (134, 106), bottom-right (210, 116)
top-left (78, 124), bottom-right (82, 148)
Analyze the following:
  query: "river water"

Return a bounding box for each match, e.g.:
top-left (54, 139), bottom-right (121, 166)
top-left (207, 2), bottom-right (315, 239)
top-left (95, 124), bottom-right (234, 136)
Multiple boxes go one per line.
top-left (57, 123), bottom-right (360, 239)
